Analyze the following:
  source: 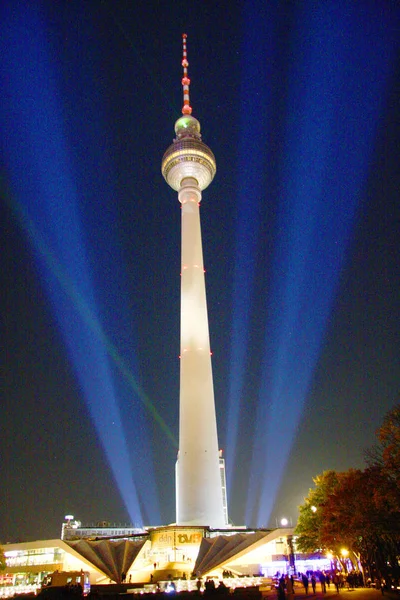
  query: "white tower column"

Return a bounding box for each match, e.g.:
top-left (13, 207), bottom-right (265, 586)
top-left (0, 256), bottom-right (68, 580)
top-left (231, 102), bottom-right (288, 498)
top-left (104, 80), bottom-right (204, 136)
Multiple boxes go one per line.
top-left (176, 178), bottom-right (225, 526)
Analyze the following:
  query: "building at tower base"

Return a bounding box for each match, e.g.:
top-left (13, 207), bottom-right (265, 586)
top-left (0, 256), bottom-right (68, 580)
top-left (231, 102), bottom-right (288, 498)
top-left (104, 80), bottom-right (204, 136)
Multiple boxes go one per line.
top-left (2, 521), bottom-right (335, 596)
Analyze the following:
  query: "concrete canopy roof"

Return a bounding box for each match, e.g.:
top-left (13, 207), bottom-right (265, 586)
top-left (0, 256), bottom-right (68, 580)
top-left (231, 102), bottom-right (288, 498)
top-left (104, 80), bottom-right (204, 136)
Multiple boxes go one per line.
top-left (66, 539), bottom-right (147, 583)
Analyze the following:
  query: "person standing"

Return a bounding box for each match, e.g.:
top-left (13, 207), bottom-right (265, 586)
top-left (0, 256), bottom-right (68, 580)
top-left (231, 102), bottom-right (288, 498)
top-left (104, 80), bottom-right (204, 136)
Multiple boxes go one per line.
top-left (376, 577), bottom-right (385, 595)
top-left (320, 573), bottom-right (326, 593)
top-left (311, 575), bottom-right (316, 594)
top-left (278, 576), bottom-right (286, 600)
top-left (285, 575), bottom-right (294, 600)
top-left (333, 573), bottom-right (340, 593)
top-left (302, 574), bottom-right (309, 595)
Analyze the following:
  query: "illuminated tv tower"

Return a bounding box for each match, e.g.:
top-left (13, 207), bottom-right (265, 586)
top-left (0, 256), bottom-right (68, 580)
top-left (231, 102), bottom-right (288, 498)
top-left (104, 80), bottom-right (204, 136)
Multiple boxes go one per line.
top-left (162, 34), bottom-right (227, 527)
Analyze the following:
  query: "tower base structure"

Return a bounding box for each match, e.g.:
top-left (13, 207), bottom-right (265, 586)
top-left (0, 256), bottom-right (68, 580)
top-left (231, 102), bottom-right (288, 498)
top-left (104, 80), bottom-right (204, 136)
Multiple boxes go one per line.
top-left (5, 519), bottom-right (313, 593)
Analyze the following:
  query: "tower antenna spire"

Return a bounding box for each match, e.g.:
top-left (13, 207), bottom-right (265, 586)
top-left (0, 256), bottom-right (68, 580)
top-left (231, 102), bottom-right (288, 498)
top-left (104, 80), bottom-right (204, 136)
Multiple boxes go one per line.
top-left (181, 33), bottom-right (192, 115)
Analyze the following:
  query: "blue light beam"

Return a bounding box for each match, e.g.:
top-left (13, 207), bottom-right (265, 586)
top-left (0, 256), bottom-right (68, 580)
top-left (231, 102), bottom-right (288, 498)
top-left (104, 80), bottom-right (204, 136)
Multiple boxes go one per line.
top-left (0, 2), bottom-right (164, 525)
top-left (226, 2), bottom-right (277, 502)
top-left (244, 3), bottom-right (400, 527)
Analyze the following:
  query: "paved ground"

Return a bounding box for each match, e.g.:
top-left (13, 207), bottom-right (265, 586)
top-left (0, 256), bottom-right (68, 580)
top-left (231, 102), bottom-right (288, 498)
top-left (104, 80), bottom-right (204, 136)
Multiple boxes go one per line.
top-left (270, 587), bottom-right (398, 600)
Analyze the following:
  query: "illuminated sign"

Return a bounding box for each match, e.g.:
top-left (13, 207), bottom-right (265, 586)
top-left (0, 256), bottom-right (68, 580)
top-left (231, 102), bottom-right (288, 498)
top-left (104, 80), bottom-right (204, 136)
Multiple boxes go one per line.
top-left (177, 533), bottom-right (202, 545)
top-left (150, 528), bottom-right (203, 548)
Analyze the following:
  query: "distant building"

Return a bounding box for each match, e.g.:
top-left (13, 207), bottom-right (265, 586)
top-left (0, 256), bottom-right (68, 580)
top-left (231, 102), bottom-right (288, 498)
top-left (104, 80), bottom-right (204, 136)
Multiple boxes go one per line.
top-left (219, 451), bottom-right (229, 526)
top-left (61, 517), bottom-right (145, 541)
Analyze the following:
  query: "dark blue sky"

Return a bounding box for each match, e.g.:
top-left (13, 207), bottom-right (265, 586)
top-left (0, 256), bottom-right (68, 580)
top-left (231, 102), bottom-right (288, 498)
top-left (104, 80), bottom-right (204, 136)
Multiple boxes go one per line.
top-left (2, 1), bottom-right (400, 541)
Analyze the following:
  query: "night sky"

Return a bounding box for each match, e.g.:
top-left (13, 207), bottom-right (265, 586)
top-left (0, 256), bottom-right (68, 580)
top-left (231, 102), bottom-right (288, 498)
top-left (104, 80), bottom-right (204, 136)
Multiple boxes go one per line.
top-left (2, 1), bottom-right (400, 542)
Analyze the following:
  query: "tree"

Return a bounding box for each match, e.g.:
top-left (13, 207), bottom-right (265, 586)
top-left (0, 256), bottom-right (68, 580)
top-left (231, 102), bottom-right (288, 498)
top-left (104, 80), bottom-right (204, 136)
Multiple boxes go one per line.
top-left (296, 468), bottom-right (388, 570)
top-left (365, 404), bottom-right (400, 579)
top-left (0, 545), bottom-right (5, 572)
top-left (321, 468), bottom-right (387, 572)
top-left (296, 405), bottom-right (400, 581)
top-left (366, 404), bottom-right (400, 510)
top-left (295, 470), bottom-right (339, 553)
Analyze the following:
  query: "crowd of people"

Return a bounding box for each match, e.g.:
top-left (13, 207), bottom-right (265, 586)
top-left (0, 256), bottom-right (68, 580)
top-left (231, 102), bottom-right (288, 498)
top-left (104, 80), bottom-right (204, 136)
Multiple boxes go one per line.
top-left (276, 570), bottom-right (369, 597)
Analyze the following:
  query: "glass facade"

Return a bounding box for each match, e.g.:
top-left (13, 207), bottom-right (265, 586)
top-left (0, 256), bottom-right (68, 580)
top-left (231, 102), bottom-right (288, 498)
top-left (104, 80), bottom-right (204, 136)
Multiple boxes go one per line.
top-left (5, 547), bottom-right (64, 567)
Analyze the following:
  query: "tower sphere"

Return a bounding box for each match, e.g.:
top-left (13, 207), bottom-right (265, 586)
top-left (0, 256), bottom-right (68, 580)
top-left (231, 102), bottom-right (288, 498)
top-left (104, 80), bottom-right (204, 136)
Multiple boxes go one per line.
top-left (175, 115), bottom-right (201, 137)
top-left (161, 115), bottom-right (216, 193)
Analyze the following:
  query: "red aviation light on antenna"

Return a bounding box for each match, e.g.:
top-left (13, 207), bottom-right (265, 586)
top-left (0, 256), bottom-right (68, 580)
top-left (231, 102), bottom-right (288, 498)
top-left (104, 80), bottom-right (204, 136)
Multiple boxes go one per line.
top-left (181, 33), bottom-right (192, 115)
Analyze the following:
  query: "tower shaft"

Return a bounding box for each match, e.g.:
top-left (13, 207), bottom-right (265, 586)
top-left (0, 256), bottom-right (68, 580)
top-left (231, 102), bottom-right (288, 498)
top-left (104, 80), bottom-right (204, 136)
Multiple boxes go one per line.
top-left (176, 178), bottom-right (225, 526)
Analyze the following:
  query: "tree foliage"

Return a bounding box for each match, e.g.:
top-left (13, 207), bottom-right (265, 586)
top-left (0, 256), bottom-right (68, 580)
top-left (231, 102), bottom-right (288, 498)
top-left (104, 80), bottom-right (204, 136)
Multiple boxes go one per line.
top-left (295, 470), bottom-right (339, 553)
top-left (295, 404), bottom-right (400, 580)
top-left (367, 404), bottom-right (400, 509)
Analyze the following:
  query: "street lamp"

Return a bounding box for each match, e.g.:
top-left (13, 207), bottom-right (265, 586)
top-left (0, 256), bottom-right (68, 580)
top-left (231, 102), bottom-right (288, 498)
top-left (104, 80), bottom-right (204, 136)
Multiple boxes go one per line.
top-left (340, 549), bottom-right (349, 573)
